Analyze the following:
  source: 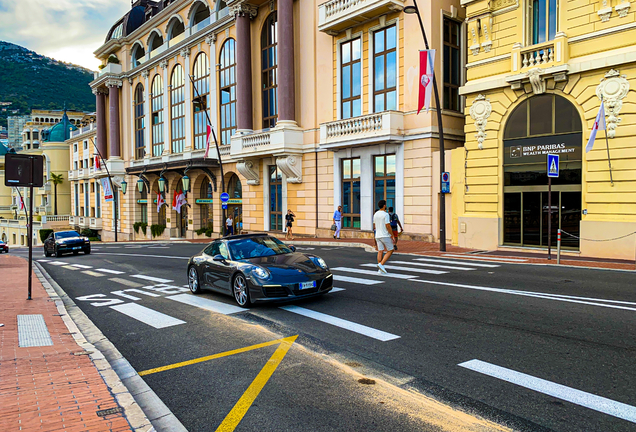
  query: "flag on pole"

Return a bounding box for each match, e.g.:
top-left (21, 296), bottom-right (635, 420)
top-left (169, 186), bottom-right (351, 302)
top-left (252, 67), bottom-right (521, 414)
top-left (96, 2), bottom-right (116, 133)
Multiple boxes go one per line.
top-left (19, 196), bottom-right (25, 211)
top-left (417, 50), bottom-right (436, 114)
top-left (204, 125), bottom-right (212, 159)
top-left (586, 101), bottom-right (606, 153)
top-left (156, 191), bottom-right (165, 213)
top-left (95, 155), bottom-right (101, 170)
top-left (172, 190), bottom-right (178, 211)
top-left (175, 192), bottom-right (187, 214)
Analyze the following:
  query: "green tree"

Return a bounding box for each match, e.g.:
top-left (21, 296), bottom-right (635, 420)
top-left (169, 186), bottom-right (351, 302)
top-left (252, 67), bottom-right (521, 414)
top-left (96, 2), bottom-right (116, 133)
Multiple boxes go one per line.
top-left (47, 173), bottom-right (64, 215)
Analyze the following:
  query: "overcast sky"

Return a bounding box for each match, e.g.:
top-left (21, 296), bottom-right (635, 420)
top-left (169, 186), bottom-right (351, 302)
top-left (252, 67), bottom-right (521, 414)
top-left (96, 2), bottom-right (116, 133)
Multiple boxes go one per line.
top-left (0, 0), bottom-right (130, 71)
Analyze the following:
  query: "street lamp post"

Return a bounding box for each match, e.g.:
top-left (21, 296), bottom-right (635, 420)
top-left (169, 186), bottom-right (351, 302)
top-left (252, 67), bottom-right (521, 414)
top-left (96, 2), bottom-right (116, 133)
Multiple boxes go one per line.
top-left (89, 137), bottom-right (118, 242)
top-left (404, 2), bottom-right (447, 251)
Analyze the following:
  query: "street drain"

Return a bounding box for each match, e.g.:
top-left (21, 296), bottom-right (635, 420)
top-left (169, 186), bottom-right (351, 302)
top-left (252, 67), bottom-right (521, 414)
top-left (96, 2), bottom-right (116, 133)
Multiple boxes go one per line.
top-left (358, 378), bottom-right (376, 385)
top-left (96, 407), bottom-right (124, 417)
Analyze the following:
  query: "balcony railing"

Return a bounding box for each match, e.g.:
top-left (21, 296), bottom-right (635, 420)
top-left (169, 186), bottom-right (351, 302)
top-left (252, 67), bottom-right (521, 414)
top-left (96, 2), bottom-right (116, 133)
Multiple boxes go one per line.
top-left (230, 126), bottom-right (304, 159)
top-left (242, 131), bottom-right (271, 150)
top-left (521, 42), bottom-right (555, 68)
top-left (318, 0), bottom-right (404, 34)
top-left (41, 215), bottom-right (70, 223)
top-left (89, 218), bottom-right (103, 230)
top-left (319, 111), bottom-right (404, 148)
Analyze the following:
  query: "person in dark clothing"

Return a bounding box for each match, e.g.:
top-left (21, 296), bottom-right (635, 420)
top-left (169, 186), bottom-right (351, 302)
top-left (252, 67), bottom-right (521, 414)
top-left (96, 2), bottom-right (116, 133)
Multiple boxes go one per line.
top-left (388, 207), bottom-right (404, 250)
top-left (285, 209), bottom-right (296, 240)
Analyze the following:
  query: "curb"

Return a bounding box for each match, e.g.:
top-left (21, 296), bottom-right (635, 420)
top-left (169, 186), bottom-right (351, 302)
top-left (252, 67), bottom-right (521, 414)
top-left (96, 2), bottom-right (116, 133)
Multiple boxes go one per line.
top-left (286, 240), bottom-right (376, 252)
top-left (34, 262), bottom-right (188, 432)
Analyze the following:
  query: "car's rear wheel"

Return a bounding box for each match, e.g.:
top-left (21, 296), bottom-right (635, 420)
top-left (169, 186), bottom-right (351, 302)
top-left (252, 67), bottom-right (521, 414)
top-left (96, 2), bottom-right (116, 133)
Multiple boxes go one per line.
top-left (188, 266), bottom-right (201, 294)
top-left (232, 273), bottom-right (251, 307)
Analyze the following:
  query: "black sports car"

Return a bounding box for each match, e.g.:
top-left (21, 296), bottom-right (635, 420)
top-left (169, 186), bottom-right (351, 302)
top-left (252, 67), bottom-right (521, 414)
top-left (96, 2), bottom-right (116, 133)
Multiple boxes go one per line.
top-left (43, 231), bottom-right (91, 257)
top-left (187, 234), bottom-right (333, 307)
top-left (0, 241), bottom-right (8, 253)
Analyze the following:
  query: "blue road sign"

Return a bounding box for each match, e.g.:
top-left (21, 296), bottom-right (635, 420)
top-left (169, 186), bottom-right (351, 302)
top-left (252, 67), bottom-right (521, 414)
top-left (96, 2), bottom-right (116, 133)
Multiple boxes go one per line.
top-left (441, 172), bottom-right (450, 194)
top-left (547, 154), bottom-right (559, 178)
top-left (222, 203), bottom-right (228, 210)
top-left (220, 192), bottom-right (230, 203)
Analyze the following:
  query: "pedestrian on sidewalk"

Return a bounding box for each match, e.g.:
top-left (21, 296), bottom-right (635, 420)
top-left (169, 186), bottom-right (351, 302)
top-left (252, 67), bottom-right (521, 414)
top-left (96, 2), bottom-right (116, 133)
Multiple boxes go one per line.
top-left (226, 214), bottom-right (234, 236)
top-left (285, 209), bottom-right (296, 240)
top-left (333, 205), bottom-right (342, 239)
top-left (373, 200), bottom-right (396, 274)
top-left (388, 207), bottom-right (404, 251)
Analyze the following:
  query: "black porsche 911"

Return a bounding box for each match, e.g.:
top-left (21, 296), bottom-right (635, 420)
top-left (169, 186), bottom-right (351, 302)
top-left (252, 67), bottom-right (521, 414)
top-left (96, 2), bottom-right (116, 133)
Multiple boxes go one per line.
top-left (43, 230), bottom-right (91, 257)
top-left (187, 234), bottom-right (333, 307)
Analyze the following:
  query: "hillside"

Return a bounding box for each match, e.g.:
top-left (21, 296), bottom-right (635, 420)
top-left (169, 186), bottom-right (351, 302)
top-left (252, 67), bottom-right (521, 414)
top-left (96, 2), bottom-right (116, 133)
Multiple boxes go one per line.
top-left (0, 41), bottom-right (96, 127)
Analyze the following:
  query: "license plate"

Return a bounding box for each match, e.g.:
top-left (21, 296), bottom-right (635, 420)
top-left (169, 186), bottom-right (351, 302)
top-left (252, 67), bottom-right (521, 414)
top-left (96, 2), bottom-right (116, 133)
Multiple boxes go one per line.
top-left (73, 247), bottom-right (82, 250)
top-left (300, 281), bottom-right (316, 290)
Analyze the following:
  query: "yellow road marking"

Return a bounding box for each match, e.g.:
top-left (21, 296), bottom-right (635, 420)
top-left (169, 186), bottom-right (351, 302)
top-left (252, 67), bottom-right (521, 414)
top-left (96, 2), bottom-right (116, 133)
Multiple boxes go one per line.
top-left (216, 335), bottom-right (298, 432)
top-left (138, 336), bottom-right (295, 376)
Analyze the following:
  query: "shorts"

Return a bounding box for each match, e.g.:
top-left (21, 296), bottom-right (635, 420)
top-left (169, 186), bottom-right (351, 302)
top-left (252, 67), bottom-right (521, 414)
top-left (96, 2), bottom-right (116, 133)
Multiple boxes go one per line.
top-left (392, 230), bottom-right (399, 237)
top-left (375, 237), bottom-right (394, 251)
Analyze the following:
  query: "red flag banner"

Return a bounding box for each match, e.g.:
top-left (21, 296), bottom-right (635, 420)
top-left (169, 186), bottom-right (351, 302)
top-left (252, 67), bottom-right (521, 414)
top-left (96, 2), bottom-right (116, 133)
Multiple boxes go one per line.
top-left (417, 50), bottom-right (436, 114)
top-left (95, 155), bottom-right (101, 170)
top-left (204, 125), bottom-right (212, 159)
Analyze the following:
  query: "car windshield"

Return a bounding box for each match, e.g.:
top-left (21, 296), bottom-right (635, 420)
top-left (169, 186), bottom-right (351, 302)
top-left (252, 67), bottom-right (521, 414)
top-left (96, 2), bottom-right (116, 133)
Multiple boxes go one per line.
top-left (56, 231), bottom-right (80, 239)
top-left (228, 236), bottom-right (293, 260)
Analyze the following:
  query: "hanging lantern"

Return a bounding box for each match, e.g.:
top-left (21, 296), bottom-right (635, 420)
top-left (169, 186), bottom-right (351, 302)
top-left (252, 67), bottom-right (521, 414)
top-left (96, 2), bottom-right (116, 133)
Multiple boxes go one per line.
top-left (121, 179), bottom-right (128, 195)
top-left (158, 177), bottom-right (166, 193)
top-left (137, 178), bottom-right (145, 194)
top-left (182, 175), bottom-right (190, 193)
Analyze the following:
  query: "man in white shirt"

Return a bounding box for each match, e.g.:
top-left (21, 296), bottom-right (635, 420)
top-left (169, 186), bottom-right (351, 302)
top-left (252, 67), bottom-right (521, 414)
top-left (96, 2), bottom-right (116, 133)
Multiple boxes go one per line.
top-left (226, 214), bottom-right (234, 236)
top-left (373, 200), bottom-right (396, 274)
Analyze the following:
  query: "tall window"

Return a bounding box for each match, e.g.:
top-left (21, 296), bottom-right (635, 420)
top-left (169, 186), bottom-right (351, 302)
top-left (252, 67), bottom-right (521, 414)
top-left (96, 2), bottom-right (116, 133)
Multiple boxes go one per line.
top-left (373, 25), bottom-right (397, 112)
top-left (139, 187), bottom-right (148, 224)
top-left (96, 181), bottom-right (101, 218)
top-left (219, 39), bottom-right (237, 146)
top-left (342, 158), bottom-right (361, 229)
top-left (200, 178), bottom-right (213, 229)
top-left (84, 181), bottom-right (89, 217)
top-left (341, 37), bottom-right (362, 119)
top-left (261, 12), bottom-right (278, 129)
top-left (134, 84), bottom-right (146, 159)
top-left (192, 53), bottom-right (210, 150)
top-left (531, 0), bottom-right (557, 44)
top-left (374, 155), bottom-right (396, 212)
top-left (74, 184), bottom-right (79, 216)
top-left (443, 18), bottom-right (461, 112)
top-left (170, 64), bottom-right (186, 153)
top-left (270, 166), bottom-right (283, 231)
top-left (151, 75), bottom-right (164, 156)
top-left (158, 201), bottom-right (166, 226)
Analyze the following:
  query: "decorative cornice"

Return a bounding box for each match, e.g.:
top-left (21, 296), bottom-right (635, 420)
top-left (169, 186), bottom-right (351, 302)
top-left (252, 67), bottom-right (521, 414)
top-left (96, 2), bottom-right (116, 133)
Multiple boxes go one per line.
top-left (596, 69), bottom-right (630, 138)
top-left (205, 34), bottom-right (217, 45)
top-left (159, 59), bottom-right (169, 69)
top-left (230, 3), bottom-right (258, 19)
top-left (180, 48), bottom-right (190, 59)
top-left (469, 95), bottom-right (492, 150)
top-left (276, 155), bottom-right (302, 184)
top-left (105, 79), bottom-right (123, 88)
top-left (141, 69), bottom-right (150, 78)
top-left (236, 160), bottom-right (260, 185)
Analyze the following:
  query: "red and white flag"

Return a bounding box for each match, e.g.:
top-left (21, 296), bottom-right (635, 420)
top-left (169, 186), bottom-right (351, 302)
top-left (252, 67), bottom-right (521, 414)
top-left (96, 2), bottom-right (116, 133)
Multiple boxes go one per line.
top-left (95, 155), bottom-right (101, 170)
top-left (417, 50), bottom-right (436, 114)
top-left (156, 191), bottom-right (165, 213)
top-left (585, 100), bottom-right (606, 153)
top-left (204, 125), bottom-right (212, 159)
top-left (172, 191), bottom-right (187, 214)
top-left (19, 196), bottom-right (25, 211)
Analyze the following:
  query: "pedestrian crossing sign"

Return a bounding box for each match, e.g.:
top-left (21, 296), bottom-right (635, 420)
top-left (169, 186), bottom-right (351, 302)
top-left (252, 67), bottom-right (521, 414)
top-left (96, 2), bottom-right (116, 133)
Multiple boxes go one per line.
top-left (547, 154), bottom-right (559, 178)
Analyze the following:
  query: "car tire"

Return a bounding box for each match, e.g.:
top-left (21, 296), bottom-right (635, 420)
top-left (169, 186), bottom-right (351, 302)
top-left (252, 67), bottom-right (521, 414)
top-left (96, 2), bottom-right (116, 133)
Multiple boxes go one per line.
top-left (232, 273), bottom-right (251, 308)
top-left (55, 247), bottom-right (62, 258)
top-left (84, 248), bottom-right (91, 255)
top-left (44, 248), bottom-right (49, 257)
top-left (73, 251), bottom-right (79, 256)
top-left (188, 266), bottom-right (201, 294)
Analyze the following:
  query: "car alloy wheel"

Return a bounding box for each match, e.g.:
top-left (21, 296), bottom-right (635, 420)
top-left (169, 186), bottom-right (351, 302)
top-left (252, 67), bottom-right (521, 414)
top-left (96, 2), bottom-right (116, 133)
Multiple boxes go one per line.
top-left (233, 274), bottom-right (250, 307)
top-left (188, 266), bottom-right (201, 294)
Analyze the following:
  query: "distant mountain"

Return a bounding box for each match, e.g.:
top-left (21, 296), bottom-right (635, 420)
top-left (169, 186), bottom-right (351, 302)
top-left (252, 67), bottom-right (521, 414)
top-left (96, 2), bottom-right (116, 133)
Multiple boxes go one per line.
top-left (0, 41), bottom-right (96, 127)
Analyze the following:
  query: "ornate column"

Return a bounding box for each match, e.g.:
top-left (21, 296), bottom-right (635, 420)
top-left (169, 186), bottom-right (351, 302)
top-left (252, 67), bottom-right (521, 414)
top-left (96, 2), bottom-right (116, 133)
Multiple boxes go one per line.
top-left (107, 79), bottom-right (123, 159)
top-left (94, 89), bottom-right (108, 158)
top-left (181, 48), bottom-right (193, 151)
top-left (206, 34), bottom-right (219, 141)
top-left (277, 0), bottom-right (296, 127)
top-left (160, 59), bottom-right (170, 155)
top-left (142, 70), bottom-right (152, 158)
top-left (232, 4), bottom-right (257, 132)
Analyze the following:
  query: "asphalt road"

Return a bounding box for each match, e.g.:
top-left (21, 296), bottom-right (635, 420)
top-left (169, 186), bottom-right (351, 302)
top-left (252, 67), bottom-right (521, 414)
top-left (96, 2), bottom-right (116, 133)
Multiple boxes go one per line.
top-left (14, 242), bottom-right (636, 432)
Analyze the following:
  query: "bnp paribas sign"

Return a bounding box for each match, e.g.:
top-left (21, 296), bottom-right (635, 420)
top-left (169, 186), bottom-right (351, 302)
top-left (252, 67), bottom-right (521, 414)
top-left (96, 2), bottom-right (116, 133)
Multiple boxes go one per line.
top-left (504, 133), bottom-right (582, 165)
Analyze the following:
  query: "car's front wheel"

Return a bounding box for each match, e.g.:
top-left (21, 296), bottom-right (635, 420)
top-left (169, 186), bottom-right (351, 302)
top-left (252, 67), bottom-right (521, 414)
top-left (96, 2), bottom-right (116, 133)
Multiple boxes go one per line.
top-left (188, 266), bottom-right (201, 294)
top-left (43, 248), bottom-right (49, 257)
top-left (232, 273), bottom-right (251, 307)
top-left (55, 247), bottom-right (62, 258)
top-left (84, 248), bottom-right (91, 255)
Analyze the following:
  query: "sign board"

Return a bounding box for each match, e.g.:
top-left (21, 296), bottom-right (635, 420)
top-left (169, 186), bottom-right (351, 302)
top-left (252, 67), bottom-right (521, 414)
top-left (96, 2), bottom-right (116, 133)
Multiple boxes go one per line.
top-left (441, 172), bottom-right (450, 194)
top-left (101, 178), bottom-right (114, 202)
top-left (4, 154), bottom-right (44, 187)
top-left (220, 192), bottom-right (230, 203)
top-left (504, 133), bottom-right (581, 165)
top-left (547, 154), bottom-right (559, 178)
top-left (195, 199), bottom-right (214, 204)
top-left (228, 199), bottom-right (242, 204)
top-left (222, 203), bottom-right (228, 210)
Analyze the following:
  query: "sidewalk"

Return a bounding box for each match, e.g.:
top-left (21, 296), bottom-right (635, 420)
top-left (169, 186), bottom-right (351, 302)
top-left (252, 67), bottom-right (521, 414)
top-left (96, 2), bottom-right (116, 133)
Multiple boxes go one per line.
top-left (0, 254), bottom-right (134, 432)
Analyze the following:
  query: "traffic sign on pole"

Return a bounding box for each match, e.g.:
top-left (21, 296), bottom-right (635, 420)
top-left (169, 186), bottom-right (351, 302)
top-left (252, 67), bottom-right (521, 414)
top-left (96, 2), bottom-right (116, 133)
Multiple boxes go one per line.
top-left (547, 154), bottom-right (559, 178)
top-left (441, 172), bottom-right (450, 194)
top-left (222, 203), bottom-right (228, 210)
top-left (220, 192), bottom-right (230, 203)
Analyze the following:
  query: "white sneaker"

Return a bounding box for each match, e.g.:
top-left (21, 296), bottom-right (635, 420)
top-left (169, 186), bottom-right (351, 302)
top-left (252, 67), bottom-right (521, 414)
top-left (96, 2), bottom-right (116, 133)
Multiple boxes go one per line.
top-left (378, 263), bottom-right (388, 274)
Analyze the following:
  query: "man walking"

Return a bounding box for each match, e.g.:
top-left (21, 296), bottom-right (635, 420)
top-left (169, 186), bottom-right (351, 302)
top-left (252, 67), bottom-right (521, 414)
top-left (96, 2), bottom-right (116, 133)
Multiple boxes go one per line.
top-left (333, 205), bottom-right (342, 239)
top-left (373, 200), bottom-right (396, 274)
top-left (388, 207), bottom-right (404, 250)
top-left (226, 214), bottom-right (234, 236)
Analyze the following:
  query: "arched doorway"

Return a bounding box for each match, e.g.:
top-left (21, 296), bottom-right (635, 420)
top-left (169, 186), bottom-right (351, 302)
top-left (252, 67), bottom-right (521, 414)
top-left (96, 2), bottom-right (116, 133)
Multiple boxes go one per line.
top-left (175, 178), bottom-right (188, 238)
top-left (503, 94), bottom-right (582, 249)
top-left (200, 177), bottom-right (213, 229)
top-left (227, 174), bottom-right (242, 235)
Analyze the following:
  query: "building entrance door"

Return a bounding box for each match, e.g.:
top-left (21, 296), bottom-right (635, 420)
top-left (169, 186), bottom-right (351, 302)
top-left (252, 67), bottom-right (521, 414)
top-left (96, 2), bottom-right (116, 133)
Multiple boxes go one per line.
top-left (178, 205), bottom-right (188, 238)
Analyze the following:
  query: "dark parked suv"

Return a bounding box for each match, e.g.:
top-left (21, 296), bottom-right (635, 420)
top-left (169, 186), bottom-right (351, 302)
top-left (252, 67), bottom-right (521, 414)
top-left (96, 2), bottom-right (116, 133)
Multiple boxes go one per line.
top-left (44, 231), bottom-right (91, 257)
top-left (0, 241), bottom-right (8, 253)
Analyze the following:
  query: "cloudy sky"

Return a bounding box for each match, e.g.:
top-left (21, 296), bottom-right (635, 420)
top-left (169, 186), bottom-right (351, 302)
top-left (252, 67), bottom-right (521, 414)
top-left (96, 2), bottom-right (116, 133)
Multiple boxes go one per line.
top-left (0, 0), bottom-right (130, 71)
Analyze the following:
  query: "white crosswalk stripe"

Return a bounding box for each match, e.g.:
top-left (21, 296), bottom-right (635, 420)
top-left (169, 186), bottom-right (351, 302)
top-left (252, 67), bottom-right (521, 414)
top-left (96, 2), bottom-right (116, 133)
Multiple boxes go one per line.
top-left (131, 274), bottom-right (173, 283)
top-left (333, 275), bottom-right (383, 285)
top-left (390, 260), bottom-right (476, 271)
top-left (110, 303), bottom-right (186, 329)
top-left (442, 253), bottom-right (527, 262)
top-left (167, 294), bottom-right (244, 315)
top-left (71, 264), bottom-right (92, 269)
top-left (330, 288), bottom-right (346, 293)
top-left (332, 267), bottom-right (417, 280)
top-left (360, 264), bottom-right (447, 275)
top-left (96, 268), bottom-right (125, 275)
top-left (48, 261), bottom-right (67, 265)
top-left (414, 257), bottom-right (500, 268)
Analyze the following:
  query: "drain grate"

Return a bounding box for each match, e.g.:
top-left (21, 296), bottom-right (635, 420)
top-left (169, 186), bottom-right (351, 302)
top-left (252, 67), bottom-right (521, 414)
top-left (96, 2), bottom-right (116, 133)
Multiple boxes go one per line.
top-left (96, 407), bottom-right (124, 417)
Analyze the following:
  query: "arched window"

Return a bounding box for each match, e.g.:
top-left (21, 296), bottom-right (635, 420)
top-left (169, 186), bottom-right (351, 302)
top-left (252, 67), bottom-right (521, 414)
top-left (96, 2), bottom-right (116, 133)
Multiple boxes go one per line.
top-left (228, 174), bottom-right (242, 199)
top-left (151, 75), bottom-right (164, 156)
top-left (200, 177), bottom-right (213, 229)
top-left (170, 64), bottom-right (186, 153)
top-left (192, 53), bottom-right (210, 151)
top-left (261, 12), bottom-right (278, 129)
top-left (148, 31), bottom-right (164, 53)
top-left (219, 38), bottom-right (236, 146)
top-left (134, 84), bottom-right (145, 160)
top-left (132, 43), bottom-right (146, 68)
top-left (190, 2), bottom-right (211, 30)
top-left (167, 18), bottom-right (185, 42)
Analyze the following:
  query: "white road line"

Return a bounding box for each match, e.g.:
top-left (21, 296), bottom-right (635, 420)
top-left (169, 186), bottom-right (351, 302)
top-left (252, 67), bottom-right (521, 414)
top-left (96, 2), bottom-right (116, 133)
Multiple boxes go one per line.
top-left (414, 257), bottom-right (500, 268)
top-left (360, 264), bottom-right (447, 275)
top-left (528, 291), bottom-right (636, 306)
top-left (391, 260), bottom-right (476, 271)
top-left (37, 260), bottom-right (50, 263)
top-left (81, 270), bottom-right (105, 277)
top-left (442, 254), bottom-right (527, 262)
top-left (332, 267), bottom-right (417, 280)
top-left (71, 264), bottom-right (93, 269)
top-left (148, 247), bottom-right (170, 249)
top-left (459, 359), bottom-right (636, 424)
top-left (331, 288), bottom-right (346, 293)
top-left (279, 305), bottom-right (400, 341)
top-left (94, 253), bottom-right (189, 260)
top-left (96, 268), bottom-right (125, 275)
top-left (333, 275), bottom-right (383, 285)
top-left (48, 261), bottom-right (67, 265)
top-left (109, 278), bottom-right (144, 288)
top-left (62, 266), bottom-right (79, 271)
top-left (167, 294), bottom-right (244, 315)
top-left (112, 289), bottom-right (161, 300)
top-left (131, 274), bottom-right (174, 283)
top-left (110, 303), bottom-right (186, 329)
top-left (412, 279), bottom-right (636, 312)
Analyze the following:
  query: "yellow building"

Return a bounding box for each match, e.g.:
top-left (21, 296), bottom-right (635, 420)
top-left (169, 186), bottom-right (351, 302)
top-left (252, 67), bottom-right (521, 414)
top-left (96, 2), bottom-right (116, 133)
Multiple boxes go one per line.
top-left (92, 0), bottom-right (467, 242)
top-left (455, 0), bottom-right (636, 259)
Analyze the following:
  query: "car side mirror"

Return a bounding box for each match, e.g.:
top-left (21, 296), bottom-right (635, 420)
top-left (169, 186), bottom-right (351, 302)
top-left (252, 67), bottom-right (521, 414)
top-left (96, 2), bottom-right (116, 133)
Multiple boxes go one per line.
top-left (289, 246), bottom-right (296, 252)
top-left (213, 254), bottom-right (226, 262)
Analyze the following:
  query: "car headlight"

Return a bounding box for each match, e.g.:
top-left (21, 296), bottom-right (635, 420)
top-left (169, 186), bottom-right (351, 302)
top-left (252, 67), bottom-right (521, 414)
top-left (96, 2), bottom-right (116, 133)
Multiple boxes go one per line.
top-left (251, 266), bottom-right (270, 279)
top-left (313, 257), bottom-right (329, 270)
top-left (83, 237), bottom-right (90, 242)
